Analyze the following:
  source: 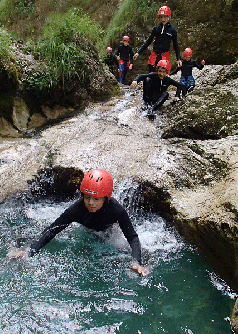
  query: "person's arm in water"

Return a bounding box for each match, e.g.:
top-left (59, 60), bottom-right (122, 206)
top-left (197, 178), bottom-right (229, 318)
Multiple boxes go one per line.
top-left (7, 208), bottom-right (76, 259)
top-left (116, 204), bottom-right (149, 276)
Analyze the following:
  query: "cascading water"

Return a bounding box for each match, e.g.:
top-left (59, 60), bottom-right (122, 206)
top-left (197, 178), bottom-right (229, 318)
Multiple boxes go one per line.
top-left (0, 180), bottom-right (236, 334)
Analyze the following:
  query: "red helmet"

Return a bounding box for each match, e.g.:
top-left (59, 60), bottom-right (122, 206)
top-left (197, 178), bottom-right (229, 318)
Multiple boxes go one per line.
top-left (123, 35), bottom-right (130, 42)
top-left (80, 169), bottom-right (113, 199)
top-left (107, 47), bottom-right (112, 53)
top-left (156, 59), bottom-right (171, 74)
top-left (183, 47), bottom-right (192, 60)
top-left (158, 6), bottom-right (171, 18)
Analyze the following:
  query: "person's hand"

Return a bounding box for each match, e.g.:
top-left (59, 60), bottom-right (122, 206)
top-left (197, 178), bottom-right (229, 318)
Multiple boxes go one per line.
top-left (177, 60), bottom-right (182, 67)
top-left (201, 60), bottom-right (205, 65)
top-left (129, 64), bottom-right (133, 70)
top-left (7, 249), bottom-right (28, 259)
top-left (173, 96), bottom-right (180, 102)
top-left (133, 53), bottom-right (139, 61)
top-left (130, 80), bottom-right (138, 89)
top-left (131, 262), bottom-right (149, 276)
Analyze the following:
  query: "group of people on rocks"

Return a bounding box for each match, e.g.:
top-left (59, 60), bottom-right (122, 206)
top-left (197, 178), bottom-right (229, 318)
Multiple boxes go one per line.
top-left (8, 6), bottom-right (205, 278)
top-left (104, 5), bottom-right (205, 117)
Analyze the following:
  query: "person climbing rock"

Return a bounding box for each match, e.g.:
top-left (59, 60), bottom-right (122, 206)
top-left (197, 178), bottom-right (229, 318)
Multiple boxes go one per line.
top-left (116, 35), bottom-right (134, 84)
top-left (133, 5), bottom-right (181, 72)
top-left (131, 59), bottom-right (184, 119)
top-left (103, 46), bottom-right (119, 76)
top-left (8, 169), bottom-right (149, 277)
top-left (170, 47), bottom-right (205, 96)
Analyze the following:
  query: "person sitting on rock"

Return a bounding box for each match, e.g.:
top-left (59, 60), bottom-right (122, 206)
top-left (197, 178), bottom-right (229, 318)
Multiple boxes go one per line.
top-left (131, 59), bottom-right (184, 114)
top-left (133, 5), bottom-right (182, 72)
top-left (170, 47), bottom-right (205, 96)
top-left (103, 46), bottom-right (119, 76)
top-left (8, 169), bottom-right (149, 277)
top-left (116, 35), bottom-right (134, 84)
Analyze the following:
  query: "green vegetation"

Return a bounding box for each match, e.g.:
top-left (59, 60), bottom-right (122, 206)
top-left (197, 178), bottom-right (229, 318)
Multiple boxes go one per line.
top-left (101, 0), bottom-right (159, 51)
top-left (0, 0), bottom-right (162, 95)
top-left (0, 29), bottom-right (12, 63)
top-left (0, 0), bottom-right (35, 21)
top-left (0, 28), bottom-right (17, 80)
top-left (22, 8), bottom-right (104, 92)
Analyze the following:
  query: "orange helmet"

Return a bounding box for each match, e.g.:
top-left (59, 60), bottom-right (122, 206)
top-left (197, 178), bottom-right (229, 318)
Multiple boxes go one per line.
top-left (80, 169), bottom-right (113, 199)
top-left (156, 59), bottom-right (171, 74)
top-left (158, 6), bottom-right (171, 18)
top-left (183, 47), bottom-right (192, 60)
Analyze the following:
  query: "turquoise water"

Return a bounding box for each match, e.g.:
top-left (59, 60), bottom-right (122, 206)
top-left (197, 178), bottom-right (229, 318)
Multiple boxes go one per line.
top-left (0, 193), bottom-right (236, 334)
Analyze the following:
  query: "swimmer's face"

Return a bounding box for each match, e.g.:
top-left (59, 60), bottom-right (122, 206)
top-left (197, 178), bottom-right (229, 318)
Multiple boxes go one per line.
top-left (84, 195), bottom-right (105, 212)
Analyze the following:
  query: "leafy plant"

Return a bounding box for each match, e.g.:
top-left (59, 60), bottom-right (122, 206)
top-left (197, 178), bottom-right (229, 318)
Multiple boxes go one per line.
top-left (23, 8), bottom-right (104, 92)
top-left (0, 28), bottom-right (17, 80)
top-left (0, 0), bottom-right (35, 22)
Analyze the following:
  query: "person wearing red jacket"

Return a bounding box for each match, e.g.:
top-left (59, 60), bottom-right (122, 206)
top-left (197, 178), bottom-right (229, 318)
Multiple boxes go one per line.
top-left (133, 6), bottom-right (182, 72)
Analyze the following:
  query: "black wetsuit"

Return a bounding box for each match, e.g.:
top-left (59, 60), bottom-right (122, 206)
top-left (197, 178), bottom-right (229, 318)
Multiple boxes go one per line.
top-left (30, 197), bottom-right (142, 264)
top-left (103, 54), bottom-right (119, 75)
top-left (134, 72), bottom-right (183, 110)
top-left (116, 44), bottom-right (134, 84)
top-left (137, 22), bottom-right (180, 72)
top-left (170, 59), bottom-right (204, 94)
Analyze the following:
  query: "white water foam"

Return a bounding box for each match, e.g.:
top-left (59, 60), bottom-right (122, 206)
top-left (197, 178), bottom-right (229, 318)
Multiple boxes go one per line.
top-left (208, 271), bottom-right (238, 300)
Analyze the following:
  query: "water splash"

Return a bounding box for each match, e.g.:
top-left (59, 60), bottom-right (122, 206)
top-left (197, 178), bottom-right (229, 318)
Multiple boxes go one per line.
top-left (0, 182), bottom-right (234, 334)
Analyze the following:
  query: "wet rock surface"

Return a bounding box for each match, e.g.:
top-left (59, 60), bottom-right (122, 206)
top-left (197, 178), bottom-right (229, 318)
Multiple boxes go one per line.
top-left (1, 64), bottom-right (238, 329)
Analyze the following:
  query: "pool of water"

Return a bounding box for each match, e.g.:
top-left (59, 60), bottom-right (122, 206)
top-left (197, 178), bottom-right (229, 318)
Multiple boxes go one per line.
top-left (0, 188), bottom-right (236, 334)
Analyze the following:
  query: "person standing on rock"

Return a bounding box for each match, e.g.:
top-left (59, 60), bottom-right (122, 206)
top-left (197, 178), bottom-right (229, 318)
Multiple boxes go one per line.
top-left (133, 5), bottom-right (182, 72)
top-left (170, 47), bottom-right (205, 96)
top-left (8, 169), bottom-right (149, 277)
top-left (116, 35), bottom-right (134, 84)
top-left (103, 46), bottom-right (119, 76)
top-left (131, 59), bottom-right (184, 118)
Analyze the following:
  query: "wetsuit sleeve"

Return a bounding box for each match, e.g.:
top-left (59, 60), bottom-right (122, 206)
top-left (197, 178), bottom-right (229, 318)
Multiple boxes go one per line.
top-left (29, 203), bottom-right (79, 256)
top-left (137, 27), bottom-right (156, 54)
top-left (129, 46), bottom-right (134, 64)
top-left (172, 29), bottom-right (181, 61)
top-left (114, 55), bottom-right (119, 68)
top-left (117, 209), bottom-right (142, 264)
top-left (170, 67), bottom-right (181, 76)
top-left (192, 60), bottom-right (204, 70)
top-left (116, 46), bottom-right (121, 57)
top-left (167, 77), bottom-right (183, 97)
top-left (103, 55), bottom-right (108, 66)
top-left (134, 73), bottom-right (149, 83)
